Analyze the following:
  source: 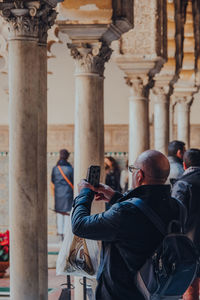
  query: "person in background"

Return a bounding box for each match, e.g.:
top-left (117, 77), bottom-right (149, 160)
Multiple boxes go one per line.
top-left (104, 156), bottom-right (121, 192)
top-left (167, 140), bottom-right (186, 184)
top-left (51, 149), bottom-right (73, 241)
top-left (172, 149), bottom-right (200, 300)
top-left (120, 159), bottom-right (129, 193)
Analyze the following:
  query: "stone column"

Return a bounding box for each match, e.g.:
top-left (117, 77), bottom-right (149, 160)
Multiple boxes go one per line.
top-left (69, 42), bottom-right (112, 195)
top-left (8, 13), bottom-right (39, 300)
top-left (37, 38), bottom-right (48, 300)
top-left (169, 99), bottom-right (176, 142)
top-left (176, 97), bottom-right (193, 148)
top-left (37, 11), bottom-right (57, 300)
top-left (153, 87), bottom-right (169, 155)
top-left (68, 42), bottom-right (112, 300)
top-left (126, 77), bottom-right (149, 166)
top-left (0, 2), bottom-right (57, 299)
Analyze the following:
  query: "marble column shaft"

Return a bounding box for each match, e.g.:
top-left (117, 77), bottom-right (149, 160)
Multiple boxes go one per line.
top-left (36, 12), bottom-right (57, 299)
top-left (127, 77), bottom-right (149, 165)
top-left (69, 43), bottom-right (112, 196)
top-left (74, 74), bottom-right (104, 190)
top-left (153, 88), bottom-right (169, 155)
top-left (37, 36), bottom-right (48, 300)
top-left (69, 42), bottom-right (112, 300)
top-left (169, 101), bottom-right (176, 142)
top-left (177, 98), bottom-right (192, 148)
top-left (3, 4), bottom-right (57, 299)
top-left (9, 31), bottom-right (40, 300)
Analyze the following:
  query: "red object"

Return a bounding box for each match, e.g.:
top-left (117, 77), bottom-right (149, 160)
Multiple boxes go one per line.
top-left (0, 261), bottom-right (9, 278)
top-left (3, 246), bottom-right (9, 254)
top-left (0, 240), bottom-right (9, 246)
top-left (183, 278), bottom-right (200, 300)
top-left (0, 230), bottom-right (9, 261)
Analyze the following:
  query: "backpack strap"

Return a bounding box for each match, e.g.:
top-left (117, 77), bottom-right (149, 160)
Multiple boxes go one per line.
top-left (130, 198), bottom-right (166, 236)
top-left (57, 165), bottom-right (74, 190)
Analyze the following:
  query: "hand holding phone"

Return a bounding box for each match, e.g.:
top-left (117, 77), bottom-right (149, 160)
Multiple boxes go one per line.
top-left (86, 165), bottom-right (100, 187)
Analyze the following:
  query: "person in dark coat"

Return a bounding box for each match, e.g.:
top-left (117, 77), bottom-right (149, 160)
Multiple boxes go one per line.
top-left (172, 148), bottom-right (200, 300)
top-left (167, 140), bottom-right (186, 184)
top-left (71, 150), bottom-right (179, 300)
top-left (51, 149), bottom-right (73, 240)
top-left (104, 156), bottom-right (121, 192)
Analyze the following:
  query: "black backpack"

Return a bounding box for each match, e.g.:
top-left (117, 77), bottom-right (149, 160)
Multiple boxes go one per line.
top-left (131, 197), bottom-right (199, 300)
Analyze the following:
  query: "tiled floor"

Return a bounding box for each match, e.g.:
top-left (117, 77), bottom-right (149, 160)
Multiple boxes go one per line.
top-left (0, 268), bottom-right (74, 300)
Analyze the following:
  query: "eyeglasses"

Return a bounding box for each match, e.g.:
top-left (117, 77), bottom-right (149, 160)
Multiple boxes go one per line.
top-left (128, 165), bottom-right (141, 173)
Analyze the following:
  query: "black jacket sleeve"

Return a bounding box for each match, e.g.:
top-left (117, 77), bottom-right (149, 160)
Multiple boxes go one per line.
top-left (109, 191), bottom-right (123, 205)
top-left (71, 188), bottom-right (122, 241)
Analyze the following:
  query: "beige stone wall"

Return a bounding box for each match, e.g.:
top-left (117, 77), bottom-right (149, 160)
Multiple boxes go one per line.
top-left (1, 123), bottom-right (200, 152)
top-left (0, 125), bottom-right (8, 152)
top-left (0, 124), bottom-right (129, 152)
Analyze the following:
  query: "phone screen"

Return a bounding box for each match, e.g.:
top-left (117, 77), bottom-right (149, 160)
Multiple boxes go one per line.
top-left (86, 165), bottom-right (100, 187)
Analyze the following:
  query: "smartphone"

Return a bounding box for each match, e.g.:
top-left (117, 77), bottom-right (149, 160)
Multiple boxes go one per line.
top-left (86, 165), bottom-right (101, 187)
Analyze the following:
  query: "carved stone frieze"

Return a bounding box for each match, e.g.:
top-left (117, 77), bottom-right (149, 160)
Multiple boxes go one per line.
top-left (68, 42), bottom-right (112, 76)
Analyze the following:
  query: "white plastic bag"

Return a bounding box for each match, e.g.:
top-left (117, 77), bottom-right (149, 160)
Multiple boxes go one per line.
top-left (56, 213), bottom-right (100, 278)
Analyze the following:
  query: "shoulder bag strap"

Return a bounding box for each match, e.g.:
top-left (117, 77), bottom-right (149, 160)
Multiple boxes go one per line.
top-left (57, 165), bottom-right (74, 190)
top-left (131, 198), bottom-right (166, 236)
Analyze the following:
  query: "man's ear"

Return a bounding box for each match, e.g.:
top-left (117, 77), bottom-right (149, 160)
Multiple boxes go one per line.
top-left (176, 149), bottom-right (183, 160)
top-left (183, 161), bottom-right (187, 170)
top-left (136, 169), bottom-right (144, 185)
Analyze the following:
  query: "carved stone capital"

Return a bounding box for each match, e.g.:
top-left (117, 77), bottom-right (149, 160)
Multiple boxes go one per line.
top-left (7, 14), bottom-right (39, 40)
top-left (0, 1), bottom-right (57, 42)
top-left (152, 86), bottom-right (170, 104)
top-left (125, 76), bottom-right (148, 101)
top-left (68, 42), bottom-right (112, 77)
top-left (38, 7), bottom-right (57, 45)
top-left (174, 95), bottom-right (193, 112)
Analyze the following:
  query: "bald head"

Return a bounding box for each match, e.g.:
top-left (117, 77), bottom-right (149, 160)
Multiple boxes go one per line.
top-left (134, 150), bottom-right (170, 185)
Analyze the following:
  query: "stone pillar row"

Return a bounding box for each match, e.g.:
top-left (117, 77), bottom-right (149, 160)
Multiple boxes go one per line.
top-left (153, 89), bottom-right (194, 153)
top-left (125, 74), bottom-right (194, 158)
top-left (0, 1), bottom-right (57, 300)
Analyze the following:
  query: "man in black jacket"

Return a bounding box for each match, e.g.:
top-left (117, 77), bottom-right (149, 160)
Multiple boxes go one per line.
top-left (72, 150), bottom-right (179, 300)
top-left (172, 148), bottom-right (200, 300)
